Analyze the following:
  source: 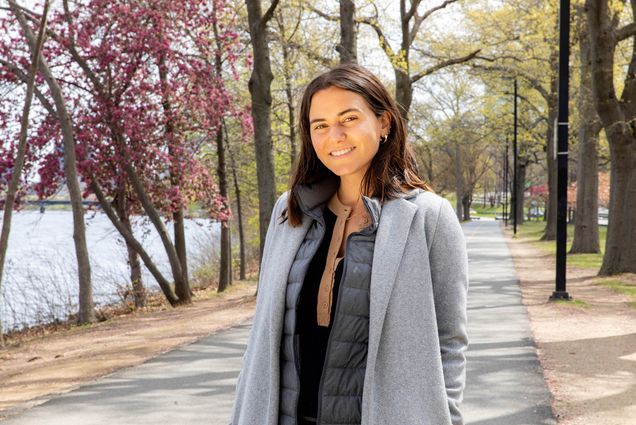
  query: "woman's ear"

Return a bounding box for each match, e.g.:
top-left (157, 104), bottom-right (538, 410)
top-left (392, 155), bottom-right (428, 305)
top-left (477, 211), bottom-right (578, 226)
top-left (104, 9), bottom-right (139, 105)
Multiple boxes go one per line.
top-left (380, 111), bottom-right (391, 132)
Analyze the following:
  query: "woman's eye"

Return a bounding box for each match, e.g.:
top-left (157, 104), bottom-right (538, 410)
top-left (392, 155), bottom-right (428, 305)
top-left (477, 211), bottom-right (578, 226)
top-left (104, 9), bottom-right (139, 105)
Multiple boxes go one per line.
top-left (313, 116), bottom-right (356, 130)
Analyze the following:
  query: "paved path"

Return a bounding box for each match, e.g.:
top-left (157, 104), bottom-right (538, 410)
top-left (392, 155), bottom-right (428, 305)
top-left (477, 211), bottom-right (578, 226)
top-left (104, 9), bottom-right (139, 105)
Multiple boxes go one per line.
top-left (1, 219), bottom-right (555, 425)
top-left (462, 219), bottom-right (555, 425)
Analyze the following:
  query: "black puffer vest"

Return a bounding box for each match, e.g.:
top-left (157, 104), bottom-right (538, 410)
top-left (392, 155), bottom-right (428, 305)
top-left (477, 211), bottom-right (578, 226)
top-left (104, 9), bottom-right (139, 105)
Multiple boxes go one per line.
top-left (278, 176), bottom-right (380, 425)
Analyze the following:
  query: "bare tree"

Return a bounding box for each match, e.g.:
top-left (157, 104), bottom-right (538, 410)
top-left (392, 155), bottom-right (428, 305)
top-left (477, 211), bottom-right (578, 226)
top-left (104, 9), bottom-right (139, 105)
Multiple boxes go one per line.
top-left (0, 0), bottom-right (49, 346)
top-left (570, 6), bottom-right (600, 254)
top-left (584, 0), bottom-right (636, 274)
top-left (9, 0), bottom-right (95, 323)
top-left (245, 0), bottom-right (280, 260)
top-left (225, 122), bottom-right (247, 281)
top-left (363, 0), bottom-right (479, 118)
top-left (273, 5), bottom-right (302, 170)
top-left (338, 0), bottom-right (357, 64)
top-left (209, 7), bottom-right (233, 292)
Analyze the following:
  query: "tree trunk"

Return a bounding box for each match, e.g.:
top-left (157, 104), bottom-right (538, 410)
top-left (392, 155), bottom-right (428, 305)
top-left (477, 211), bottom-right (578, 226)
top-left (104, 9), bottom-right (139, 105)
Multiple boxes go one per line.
top-left (114, 189), bottom-right (146, 307)
top-left (585, 0), bottom-right (636, 274)
top-left (212, 13), bottom-right (232, 292)
top-left (226, 125), bottom-right (246, 281)
top-left (172, 209), bottom-right (190, 299)
top-left (454, 141), bottom-right (465, 221)
top-left (338, 0), bottom-right (357, 64)
top-left (462, 194), bottom-right (472, 221)
top-left (395, 68), bottom-right (412, 121)
top-left (157, 52), bottom-right (190, 302)
top-left (599, 142), bottom-right (636, 274)
top-left (90, 180), bottom-right (179, 305)
top-left (570, 18), bottom-right (600, 254)
top-left (274, 13), bottom-right (298, 173)
top-left (123, 159), bottom-right (187, 300)
top-left (245, 0), bottom-right (279, 261)
top-left (0, 1), bottom-right (49, 345)
top-left (542, 74), bottom-right (558, 240)
top-left (216, 123), bottom-right (231, 292)
top-left (283, 54), bottom-right (297, 170)
top-left (126, 231), bottom-right (145, 307)
top-left (10, 1), bottom-right (95, 324)
top-left (515, 162), bottom-right (527, 225)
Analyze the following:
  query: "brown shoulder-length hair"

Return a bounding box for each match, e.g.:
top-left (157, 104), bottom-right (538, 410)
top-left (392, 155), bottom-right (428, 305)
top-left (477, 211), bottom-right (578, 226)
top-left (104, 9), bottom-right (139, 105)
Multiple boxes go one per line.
top-left (285, 63), bottom-right (432, 227)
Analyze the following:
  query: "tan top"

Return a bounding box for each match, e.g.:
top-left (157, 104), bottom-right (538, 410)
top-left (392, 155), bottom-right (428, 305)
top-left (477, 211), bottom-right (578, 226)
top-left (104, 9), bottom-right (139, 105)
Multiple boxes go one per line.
top-left (316, 192), bottom-right (370, 327)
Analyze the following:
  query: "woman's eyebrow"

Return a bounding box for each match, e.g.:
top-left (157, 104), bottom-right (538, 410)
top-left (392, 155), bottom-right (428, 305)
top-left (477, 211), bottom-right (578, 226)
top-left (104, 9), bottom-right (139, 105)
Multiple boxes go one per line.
top-left (309, 107), bottom-right (362, 125)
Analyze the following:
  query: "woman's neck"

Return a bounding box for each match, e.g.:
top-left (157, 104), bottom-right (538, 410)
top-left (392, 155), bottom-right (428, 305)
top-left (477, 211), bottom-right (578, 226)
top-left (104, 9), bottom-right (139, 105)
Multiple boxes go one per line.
top-left (337, 174), bottom-right (364, 208)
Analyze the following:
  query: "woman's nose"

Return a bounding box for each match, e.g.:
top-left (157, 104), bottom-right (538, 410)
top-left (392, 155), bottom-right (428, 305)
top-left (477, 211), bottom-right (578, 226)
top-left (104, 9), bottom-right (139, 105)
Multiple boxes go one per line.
top-left (328, 123), bottom-right (345, 142)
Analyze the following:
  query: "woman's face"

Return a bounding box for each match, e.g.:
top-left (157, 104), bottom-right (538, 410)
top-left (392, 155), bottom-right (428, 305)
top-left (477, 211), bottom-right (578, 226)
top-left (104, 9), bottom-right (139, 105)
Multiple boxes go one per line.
top-left (308, 86), bottom-right (389, 182)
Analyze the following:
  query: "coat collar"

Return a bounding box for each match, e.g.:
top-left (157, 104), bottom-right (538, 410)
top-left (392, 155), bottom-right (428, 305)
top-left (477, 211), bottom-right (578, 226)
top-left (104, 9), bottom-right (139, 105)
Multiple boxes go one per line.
top-left (293, 173), bottom-right (383, 232)
top-left (293, 173), bottom-right (340, 219)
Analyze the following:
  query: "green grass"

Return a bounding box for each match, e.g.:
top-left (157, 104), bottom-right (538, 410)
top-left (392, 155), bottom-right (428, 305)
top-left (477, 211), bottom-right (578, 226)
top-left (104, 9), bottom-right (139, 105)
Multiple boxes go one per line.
top-left (472, 204), bottom-right (501, 218)
top-left (552, 299), bottom-right (590, 308)
top-left (513, 222), bottom-right (636, 308)
top-left (597, 278), bottom-right (636, 309)
top-left (514, 221), bottom-right (607, 270)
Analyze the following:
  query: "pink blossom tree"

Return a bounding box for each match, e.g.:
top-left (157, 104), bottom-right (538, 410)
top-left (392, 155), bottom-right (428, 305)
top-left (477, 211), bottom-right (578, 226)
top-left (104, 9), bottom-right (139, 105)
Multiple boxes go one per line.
top-left (0, 0), bottom-right (247, 308)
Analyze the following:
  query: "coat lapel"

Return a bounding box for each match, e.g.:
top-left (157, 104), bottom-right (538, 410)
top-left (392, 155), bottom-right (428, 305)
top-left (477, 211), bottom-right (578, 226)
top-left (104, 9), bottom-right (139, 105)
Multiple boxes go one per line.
top-left (364, 196), bottom-right (417, 404)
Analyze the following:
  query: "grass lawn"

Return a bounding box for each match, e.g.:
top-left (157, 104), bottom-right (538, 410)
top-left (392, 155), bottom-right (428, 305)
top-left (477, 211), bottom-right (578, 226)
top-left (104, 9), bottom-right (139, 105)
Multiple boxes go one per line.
top-left (512, 221), bottom-right (636, 308)
top-left (513, 221), bottom-right (607, 270)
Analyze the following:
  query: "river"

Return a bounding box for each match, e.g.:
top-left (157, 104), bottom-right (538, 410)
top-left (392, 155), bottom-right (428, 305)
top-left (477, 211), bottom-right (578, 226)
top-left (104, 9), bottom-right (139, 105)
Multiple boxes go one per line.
top-left (0, 210), bottom-right (219, 333)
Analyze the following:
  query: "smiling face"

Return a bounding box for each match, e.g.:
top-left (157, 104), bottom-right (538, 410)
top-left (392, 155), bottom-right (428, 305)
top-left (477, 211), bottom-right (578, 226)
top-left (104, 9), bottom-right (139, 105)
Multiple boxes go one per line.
top-left (308, 86), bottom-right (390, 184)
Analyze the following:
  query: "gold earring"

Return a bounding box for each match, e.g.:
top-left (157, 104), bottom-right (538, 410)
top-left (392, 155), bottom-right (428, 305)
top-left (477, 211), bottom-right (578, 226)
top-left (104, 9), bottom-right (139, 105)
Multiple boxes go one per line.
top-left (381, 133), bottom-right (388, 144)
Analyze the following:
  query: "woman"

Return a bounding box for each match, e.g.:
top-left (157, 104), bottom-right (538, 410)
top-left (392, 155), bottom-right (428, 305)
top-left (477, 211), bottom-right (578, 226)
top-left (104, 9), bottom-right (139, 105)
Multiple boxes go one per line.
top-left (230, 64), bottom-right (468, 425)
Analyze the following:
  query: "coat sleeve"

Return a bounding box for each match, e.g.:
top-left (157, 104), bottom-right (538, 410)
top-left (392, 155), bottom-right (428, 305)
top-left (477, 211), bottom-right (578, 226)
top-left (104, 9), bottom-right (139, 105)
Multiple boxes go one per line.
top-left (428, 199), bottom-right (469, 425)
top-left (229, 192), bottom-right (288, 425)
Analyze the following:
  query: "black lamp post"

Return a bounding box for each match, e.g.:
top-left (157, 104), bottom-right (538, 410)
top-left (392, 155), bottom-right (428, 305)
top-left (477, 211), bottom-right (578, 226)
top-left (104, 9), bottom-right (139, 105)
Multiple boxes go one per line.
top-left (503, 136), bottom-right (509, 227)
top-left (550, 0), bottom-right (572, 301)
top-left (512, 78), bottom-right (518, 236)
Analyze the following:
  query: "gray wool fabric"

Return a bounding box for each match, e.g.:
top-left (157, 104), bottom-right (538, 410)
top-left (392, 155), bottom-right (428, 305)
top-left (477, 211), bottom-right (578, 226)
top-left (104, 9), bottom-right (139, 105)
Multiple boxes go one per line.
top-left (229, 184), bottom-right (469, 425)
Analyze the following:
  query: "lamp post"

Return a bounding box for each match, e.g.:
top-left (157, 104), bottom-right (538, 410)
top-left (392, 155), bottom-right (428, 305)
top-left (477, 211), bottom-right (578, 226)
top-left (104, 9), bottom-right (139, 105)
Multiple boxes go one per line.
top-left (503, 136), bottom-right (509, 226)
top-left (550, 0), bottom-right (572, 301)
top-left (513, 78), bottom-right (518, 236)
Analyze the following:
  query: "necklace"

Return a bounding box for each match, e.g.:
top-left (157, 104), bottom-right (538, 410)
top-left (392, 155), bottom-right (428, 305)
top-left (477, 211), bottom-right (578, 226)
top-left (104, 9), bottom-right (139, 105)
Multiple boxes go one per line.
top-left (345, 196), bottom-right (370, 226)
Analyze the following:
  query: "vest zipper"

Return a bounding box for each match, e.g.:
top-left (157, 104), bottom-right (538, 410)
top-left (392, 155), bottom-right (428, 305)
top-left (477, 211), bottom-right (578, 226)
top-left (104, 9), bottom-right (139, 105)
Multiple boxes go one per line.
top-left (316, 232), bottom-right (356, 425)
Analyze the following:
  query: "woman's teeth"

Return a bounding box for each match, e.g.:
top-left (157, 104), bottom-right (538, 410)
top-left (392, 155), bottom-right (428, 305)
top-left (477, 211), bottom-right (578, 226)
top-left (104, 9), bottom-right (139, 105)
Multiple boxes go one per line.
top-left (331, 147), bottom-right (355, 156)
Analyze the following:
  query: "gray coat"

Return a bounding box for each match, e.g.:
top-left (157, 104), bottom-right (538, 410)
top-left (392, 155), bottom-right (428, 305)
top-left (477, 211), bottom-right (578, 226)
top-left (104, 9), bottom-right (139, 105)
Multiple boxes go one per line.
top-left (230, 188), bottom-right (469, 425)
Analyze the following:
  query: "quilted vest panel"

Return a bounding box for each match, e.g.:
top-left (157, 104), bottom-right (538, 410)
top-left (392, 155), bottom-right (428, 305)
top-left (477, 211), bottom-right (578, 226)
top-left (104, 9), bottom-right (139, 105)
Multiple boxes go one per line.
top-left (279, 215), bottom-right (376, 425)
top-left (317, 231), bottom-right (375, 425)
top-left (279, 218), bottom-right (325, 424)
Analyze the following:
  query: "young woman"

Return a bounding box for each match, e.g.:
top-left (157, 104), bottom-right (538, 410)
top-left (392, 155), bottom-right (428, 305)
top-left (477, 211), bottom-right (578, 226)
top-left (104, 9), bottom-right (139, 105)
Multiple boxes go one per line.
top-left (230, 64), bottom-right (469, 425)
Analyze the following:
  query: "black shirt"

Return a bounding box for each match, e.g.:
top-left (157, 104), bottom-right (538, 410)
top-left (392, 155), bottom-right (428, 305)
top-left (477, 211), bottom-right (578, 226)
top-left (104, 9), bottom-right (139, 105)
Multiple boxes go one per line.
top-left (296, 207), bottom-right (344, 419)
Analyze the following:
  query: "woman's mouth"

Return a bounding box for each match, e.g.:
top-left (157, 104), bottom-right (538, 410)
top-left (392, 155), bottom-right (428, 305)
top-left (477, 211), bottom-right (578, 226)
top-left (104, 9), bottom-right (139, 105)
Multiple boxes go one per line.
top-left (330, 147), bottom-right (355, 157)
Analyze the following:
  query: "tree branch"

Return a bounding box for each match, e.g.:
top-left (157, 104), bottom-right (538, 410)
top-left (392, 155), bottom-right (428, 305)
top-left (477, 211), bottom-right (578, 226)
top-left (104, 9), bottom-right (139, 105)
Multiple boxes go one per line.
top-left (357, 16), bottom-right (397, 61)
top-left (411, 49), bottom-right (481, 83)
top-left (409, 0), bottom-right (459, 47)
top-left (271, 35), bottom-right (335, 68)
top-left (0, 58), bottom-right (56, 114)
top-left (420, 0), bottom-right (459, 23)
top-left (403, 0), bottom-right (422, 24)
top-left (306, 4), bottom-right (338, 21)
top-left (260, 0), bottom-right (280, 28)
top-left (616, 22), bottom-right (636, 42)
top-left (0, 2), bottom-right (50, 338)
top-left (470, 62), bottom-right (550, 100)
